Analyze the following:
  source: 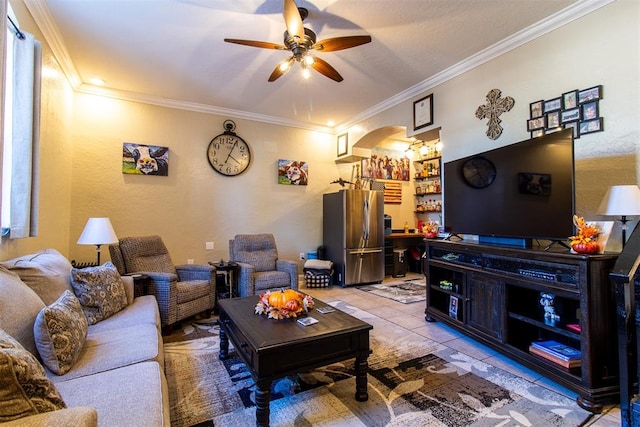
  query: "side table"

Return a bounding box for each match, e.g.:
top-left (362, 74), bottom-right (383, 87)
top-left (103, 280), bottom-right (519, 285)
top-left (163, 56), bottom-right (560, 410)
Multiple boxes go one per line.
top-left (126, 273), bottom-right (149, 298)
top-left (209, 261), bottom-right (239, 302)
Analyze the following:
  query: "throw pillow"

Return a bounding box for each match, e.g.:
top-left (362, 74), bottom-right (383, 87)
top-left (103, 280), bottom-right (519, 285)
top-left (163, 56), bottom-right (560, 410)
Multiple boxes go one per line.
top-left (33, 290), bottom-right (88, 375)
top-left (0, 265), bottom-right (45, 357)
top-left (70, 262), bottom-right (128, 325)
top-left (0, 249), bottom-right (74, 306)
top-left (0, 328), bottom-right (66, 422)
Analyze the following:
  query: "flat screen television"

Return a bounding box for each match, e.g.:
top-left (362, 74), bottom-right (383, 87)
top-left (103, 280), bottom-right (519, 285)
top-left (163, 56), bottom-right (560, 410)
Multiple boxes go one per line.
top-left (443, 128), bottom-right (574, 246)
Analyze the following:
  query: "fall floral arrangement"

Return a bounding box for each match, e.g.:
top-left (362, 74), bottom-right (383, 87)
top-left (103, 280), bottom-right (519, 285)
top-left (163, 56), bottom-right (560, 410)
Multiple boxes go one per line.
top-left (422, 221), bottom-right (439, 238)
top-left (254, 289), bottom-right (314, 319)
top-left (570, 215), bottom-right (601, 254)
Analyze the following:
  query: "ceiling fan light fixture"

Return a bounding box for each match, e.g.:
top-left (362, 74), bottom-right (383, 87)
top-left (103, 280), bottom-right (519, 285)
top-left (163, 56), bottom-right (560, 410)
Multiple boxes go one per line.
top-left (279, 57), bottom-right (294, 72)
top-left (301, 66), bottom-right (311, 79)
top-left (303, 54), bottom-right (315, 66)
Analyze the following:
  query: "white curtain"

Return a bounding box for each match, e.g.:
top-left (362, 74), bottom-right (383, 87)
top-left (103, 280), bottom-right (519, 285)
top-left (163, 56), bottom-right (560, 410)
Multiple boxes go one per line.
top-left (9, 31), bottom-right (41, 238)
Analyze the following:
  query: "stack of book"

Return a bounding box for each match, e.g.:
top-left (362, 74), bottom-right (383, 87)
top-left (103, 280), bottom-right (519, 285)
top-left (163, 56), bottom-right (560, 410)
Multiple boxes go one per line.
top-left (529, 340), bottom-right (582, 369)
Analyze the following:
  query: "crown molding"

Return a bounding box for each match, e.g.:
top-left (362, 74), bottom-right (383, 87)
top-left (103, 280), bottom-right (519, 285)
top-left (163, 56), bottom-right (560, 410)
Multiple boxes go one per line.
top-left (23, 0), bottom-right (82, 88)
top-left (76, 84), bottom-right (334, 134)
top-left (26, 0), bottom-right (613, 135)
top-left (338, 0), bottom-right (614, 132)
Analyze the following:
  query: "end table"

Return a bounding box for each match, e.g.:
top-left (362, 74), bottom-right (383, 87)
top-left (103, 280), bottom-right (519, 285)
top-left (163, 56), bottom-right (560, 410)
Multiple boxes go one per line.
top-left (209, 261), bottom-right (239, 301)
top-left (126, 273), bottom-right (149, 298)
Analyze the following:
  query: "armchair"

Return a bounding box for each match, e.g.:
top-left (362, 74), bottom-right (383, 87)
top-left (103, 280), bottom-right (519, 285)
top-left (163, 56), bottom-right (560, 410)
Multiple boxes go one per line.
top-left (229, 233), bottom-right (298, 296)
top-left (109, 235), bottom-right (215, 328)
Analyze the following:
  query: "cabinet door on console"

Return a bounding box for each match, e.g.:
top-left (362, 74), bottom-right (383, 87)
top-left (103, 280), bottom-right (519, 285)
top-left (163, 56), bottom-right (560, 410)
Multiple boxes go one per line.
top-left (467, 272), bottom-right (504, 340)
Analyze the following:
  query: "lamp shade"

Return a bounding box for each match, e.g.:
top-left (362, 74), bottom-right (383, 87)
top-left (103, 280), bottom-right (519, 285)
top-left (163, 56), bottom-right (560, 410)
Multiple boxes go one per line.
top-left (77, 218), bottom-right (118, 245)
top-left (597, 185), bottom-right (640, 216)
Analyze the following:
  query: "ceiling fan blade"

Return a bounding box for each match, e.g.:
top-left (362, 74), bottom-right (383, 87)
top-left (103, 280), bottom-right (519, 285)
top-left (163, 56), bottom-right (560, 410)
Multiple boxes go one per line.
top-left (283, 0), bottom-right (304, 40)
top-left (310, 57), bottom-right (343, 82)
top-left (268, 57), bottom-right (295, 82)
top-left (312, 35), bottom-right (372, 52)
top-left (224, 38), bottom-right (287, 50)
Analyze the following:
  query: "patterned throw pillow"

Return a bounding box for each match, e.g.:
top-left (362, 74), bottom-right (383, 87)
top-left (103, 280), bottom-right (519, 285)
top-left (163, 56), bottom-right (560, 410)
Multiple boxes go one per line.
top-left (33, 290), bottom-right (88, 375)
top-left (0, 328), bottom-right (66, 422)
top-left (70, 262), bottom-right (128, 325)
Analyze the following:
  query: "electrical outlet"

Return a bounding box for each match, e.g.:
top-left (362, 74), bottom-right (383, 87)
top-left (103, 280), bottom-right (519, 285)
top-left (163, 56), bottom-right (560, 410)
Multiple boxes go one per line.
top-left (205, 241), bottom-right (214, 250)
top-left (187, 259), bottom-right (194, 264)
top-left (299, 252), bottom-right (305, 260)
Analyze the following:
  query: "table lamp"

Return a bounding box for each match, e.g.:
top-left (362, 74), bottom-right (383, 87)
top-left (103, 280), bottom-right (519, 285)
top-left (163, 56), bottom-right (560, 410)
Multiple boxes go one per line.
top-left (597, 185), bottom-right (640, 249)
top-left (77, 217), bottom-right (118, 265)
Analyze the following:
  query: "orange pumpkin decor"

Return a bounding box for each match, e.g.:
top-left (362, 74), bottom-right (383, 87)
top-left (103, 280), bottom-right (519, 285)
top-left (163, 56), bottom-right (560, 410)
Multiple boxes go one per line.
top-left (570, 215), bottom-right (601, 254)
top-left (255, 289), bottom-right (314, 319)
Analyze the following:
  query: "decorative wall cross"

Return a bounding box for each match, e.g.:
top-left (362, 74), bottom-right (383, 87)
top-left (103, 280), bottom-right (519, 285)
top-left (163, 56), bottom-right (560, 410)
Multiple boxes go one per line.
top-left (475, 89), bottom-right (515, 140)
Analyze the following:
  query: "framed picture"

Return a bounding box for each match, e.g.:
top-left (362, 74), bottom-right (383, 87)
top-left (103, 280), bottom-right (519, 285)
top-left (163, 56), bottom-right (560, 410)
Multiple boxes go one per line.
top-left (413, 94), bottom-right (433, 130)
top-left (546, 111), bottom-right (560, 129)
top-left (277, 159), bottom-right (308, 185)
top-left (579, 118), bottom-right (603, 135)
top-left (529, 100), bottom-right (543, 118)
top-left (581, 101), bottom-right (599, 120)
top-left (527, 116), bottom-right (546, 131)
top-left (543, 97), bottom-right (561, 113)
top-left (337, 133), bottom-right (348, 157)
top-left (122, 142), bottom-right (169, 176)
top-left (531, 129), bottom-right (544, 138)
top-left (578, 85), bottom-right (602, 104)
top-left (562, 90), bottom-right (578, 110)
top-left (564, 121), bottom-right (580, 139)
top-left (561, 108), bottom-right (580, 123)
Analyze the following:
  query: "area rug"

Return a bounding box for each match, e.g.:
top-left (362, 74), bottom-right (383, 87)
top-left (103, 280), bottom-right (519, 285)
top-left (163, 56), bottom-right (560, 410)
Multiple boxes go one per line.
top-left (357, 277), bottom-right (426, 304)
top-left (164, 301), bottom-right (591, 427)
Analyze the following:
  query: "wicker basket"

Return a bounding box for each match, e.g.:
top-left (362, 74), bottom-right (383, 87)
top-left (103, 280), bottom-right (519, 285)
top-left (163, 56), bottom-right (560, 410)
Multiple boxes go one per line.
top-left (304, 269), bottom-right (333, 288)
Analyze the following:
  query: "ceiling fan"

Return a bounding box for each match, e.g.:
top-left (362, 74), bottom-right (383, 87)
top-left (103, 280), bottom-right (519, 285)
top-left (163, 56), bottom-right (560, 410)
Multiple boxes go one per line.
top-left (224, 0), bottom-right (371, 82)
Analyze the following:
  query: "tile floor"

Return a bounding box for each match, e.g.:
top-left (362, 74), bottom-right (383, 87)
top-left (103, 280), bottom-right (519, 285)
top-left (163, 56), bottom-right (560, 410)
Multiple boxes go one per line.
top-left (302, 273), bottom-right (621, 426)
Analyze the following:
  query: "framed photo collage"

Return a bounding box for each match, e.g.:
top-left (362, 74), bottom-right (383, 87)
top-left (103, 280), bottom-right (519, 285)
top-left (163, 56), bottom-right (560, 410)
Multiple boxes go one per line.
top-left (527, 85), bottom-right (603, 140)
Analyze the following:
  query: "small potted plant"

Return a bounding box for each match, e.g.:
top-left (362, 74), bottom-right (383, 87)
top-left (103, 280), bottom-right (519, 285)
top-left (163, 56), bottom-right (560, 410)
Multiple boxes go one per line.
top-left (570, 215), bottom-right (600, 254)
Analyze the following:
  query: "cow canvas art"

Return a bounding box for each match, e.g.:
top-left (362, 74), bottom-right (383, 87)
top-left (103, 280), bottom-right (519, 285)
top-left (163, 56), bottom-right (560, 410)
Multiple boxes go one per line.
top-left (278, 159), bottom-right (308, 185)
top-left (122, 143), bottom-right (169, 176)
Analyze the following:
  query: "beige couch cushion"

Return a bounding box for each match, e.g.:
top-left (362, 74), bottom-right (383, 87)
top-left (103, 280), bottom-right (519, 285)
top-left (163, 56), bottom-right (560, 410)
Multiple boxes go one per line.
top-left (0, 328), bottom-right (66, 422)
top-left (0, 266), bottom-right (45, 356)
top-left (71, 263), bottom-right (128, 325)
top-left (55, 361), bottom-right (169, 427)
top-left (34, 291), bottom-right (88, 375)
top-left (0, 249), bottom-right (73, 306)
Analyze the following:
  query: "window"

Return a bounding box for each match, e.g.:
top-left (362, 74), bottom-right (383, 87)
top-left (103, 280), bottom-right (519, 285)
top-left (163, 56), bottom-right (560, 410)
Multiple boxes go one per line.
top-left (1, 11), bottom-right (41, 238)
top-left (2, 16), bottom-right (16, 233)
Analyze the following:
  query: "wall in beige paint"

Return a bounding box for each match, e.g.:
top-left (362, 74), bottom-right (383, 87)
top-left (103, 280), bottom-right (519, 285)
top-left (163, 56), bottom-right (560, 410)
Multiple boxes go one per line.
top-left (67, 94), bottom-right (347, 267)
top-left (2, 0), bottom-right (638, 263)
top-left (345, 0), bottom-right (639, 249)
top-left (0, 0), bottom-right (74, 261)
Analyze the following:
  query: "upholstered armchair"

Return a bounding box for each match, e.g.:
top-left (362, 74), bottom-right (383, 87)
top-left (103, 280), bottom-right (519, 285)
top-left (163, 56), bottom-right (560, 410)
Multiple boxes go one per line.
top-left (229, 233), bottom-right (298, 297)
top-left (109, 235), bottom-right (215, 329)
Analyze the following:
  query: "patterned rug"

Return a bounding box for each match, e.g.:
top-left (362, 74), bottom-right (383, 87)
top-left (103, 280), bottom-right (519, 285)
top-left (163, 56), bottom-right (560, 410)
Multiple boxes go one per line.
top-left (163, 301), bottom-right (591, 427)
top-left (357, 277), bottom-right (426, 303)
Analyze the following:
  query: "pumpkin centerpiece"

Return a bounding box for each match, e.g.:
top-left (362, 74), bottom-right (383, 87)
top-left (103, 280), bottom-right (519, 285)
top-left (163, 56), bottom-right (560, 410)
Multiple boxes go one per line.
top-left (570, 215), bottom-right (601, 254)
top-left (255, 289), bottom-right (314, 319)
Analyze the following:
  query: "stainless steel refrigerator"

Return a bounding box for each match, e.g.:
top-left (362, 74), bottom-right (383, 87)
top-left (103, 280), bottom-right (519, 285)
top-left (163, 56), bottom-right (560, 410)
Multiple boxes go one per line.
top-left (323, 189), bottom-right (385, 286)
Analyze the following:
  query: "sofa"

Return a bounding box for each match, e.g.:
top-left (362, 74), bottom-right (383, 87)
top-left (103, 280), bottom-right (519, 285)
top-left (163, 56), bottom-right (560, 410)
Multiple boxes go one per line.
top-left (0, 249), bottom-right (170, 426)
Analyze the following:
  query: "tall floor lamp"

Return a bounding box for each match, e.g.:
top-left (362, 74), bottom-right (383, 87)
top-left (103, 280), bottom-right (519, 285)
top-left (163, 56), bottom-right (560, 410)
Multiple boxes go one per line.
top-left (597, 185), bottom-right (640, 249)
top-left (77, 218), bottom-right (118, 265)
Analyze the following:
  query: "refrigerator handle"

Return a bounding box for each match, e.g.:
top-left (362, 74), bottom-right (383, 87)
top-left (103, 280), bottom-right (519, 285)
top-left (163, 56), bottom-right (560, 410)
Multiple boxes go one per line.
top-left (362, 198), bottom-right (370, 240)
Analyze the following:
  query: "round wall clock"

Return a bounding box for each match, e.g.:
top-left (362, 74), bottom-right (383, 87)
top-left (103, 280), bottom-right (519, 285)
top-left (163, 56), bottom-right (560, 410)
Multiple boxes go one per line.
top-left (462, 156), bottom-right (497, 189)
top-left (207, 120), bottom-right (251, 176)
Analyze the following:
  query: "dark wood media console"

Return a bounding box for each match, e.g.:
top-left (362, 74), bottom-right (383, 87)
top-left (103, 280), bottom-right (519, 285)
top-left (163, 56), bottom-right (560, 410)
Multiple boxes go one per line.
top-left (424, 239), bottom-right (618, 412)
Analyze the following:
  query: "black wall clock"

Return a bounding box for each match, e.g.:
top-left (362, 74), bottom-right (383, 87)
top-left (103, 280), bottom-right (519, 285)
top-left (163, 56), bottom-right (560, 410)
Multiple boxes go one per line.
top-left (462, 156), bottom-right (497, 189)
top-left (207, 120), bottom-right (251, 176)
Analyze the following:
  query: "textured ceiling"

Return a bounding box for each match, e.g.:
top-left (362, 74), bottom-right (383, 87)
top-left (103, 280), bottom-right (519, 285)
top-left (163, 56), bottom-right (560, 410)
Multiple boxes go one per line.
top-left (22, 0), bottom-right (587, 132)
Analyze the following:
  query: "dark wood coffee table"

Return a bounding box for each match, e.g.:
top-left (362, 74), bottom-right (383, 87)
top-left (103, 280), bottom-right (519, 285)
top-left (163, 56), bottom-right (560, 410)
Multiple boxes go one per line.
top-left (218, 295), bottom-right (373, 427)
